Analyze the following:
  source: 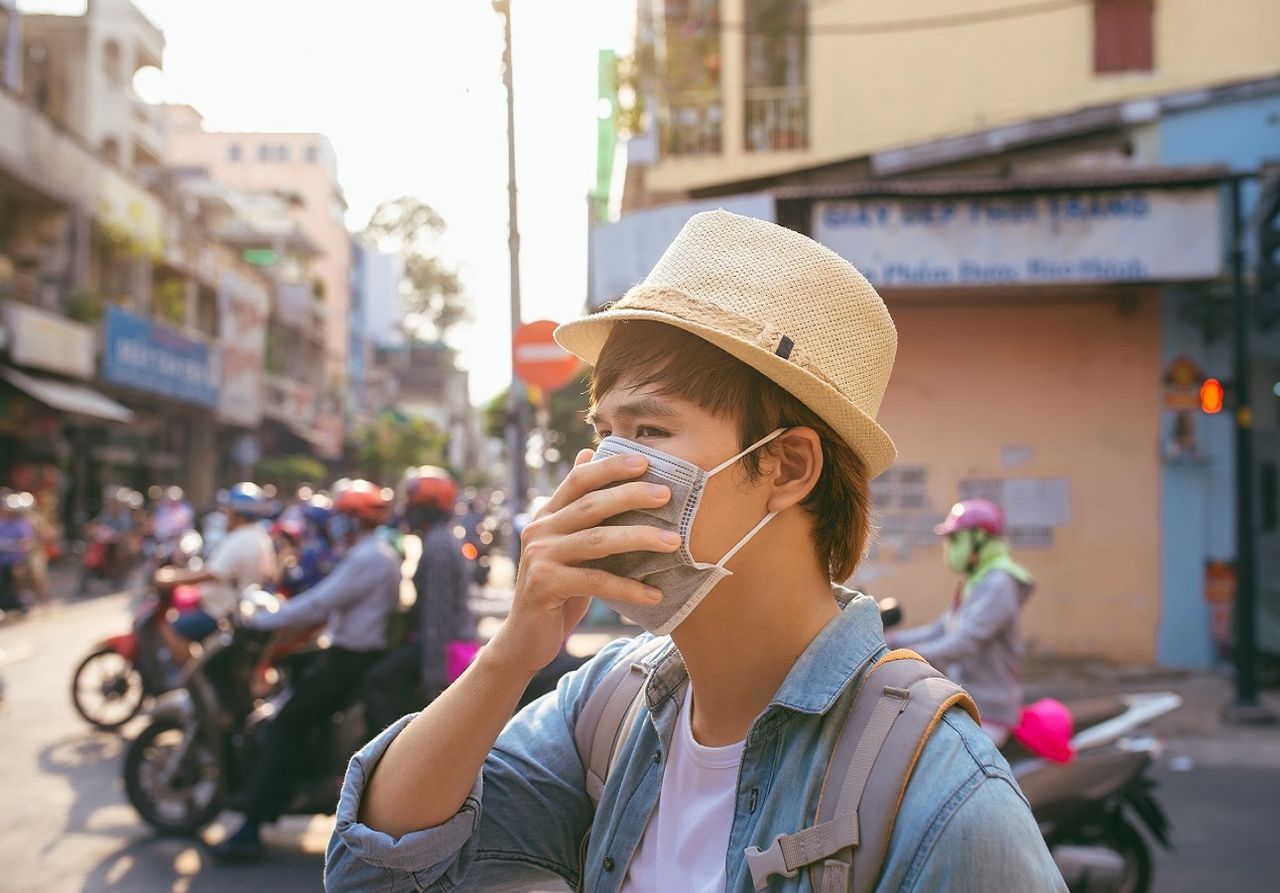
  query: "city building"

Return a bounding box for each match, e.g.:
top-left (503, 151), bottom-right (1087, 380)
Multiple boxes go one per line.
top-left (0, 0), bottom-right (352, 528)
top-left (160, 105), bottom-right (354, 422)
top-left (379, 340), bottom-right (479, 473)
top-left (593, 3), bottom-right (1280, 666)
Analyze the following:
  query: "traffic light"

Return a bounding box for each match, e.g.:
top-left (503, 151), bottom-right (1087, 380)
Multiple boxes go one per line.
top-left (1200, 378), bottom-right (1225, 414)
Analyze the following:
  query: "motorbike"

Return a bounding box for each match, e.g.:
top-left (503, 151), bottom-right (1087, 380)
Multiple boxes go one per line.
top-left (70, 529), bottom-right (204, 731)
top-left (878, 597), bottom-right (1177, 893)
top-left (123, 588), bottom-right (360, 836)
top-left (74, 524), bottom-right (137, 597)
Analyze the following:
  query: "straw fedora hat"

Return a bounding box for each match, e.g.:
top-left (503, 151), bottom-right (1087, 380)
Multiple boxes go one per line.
top-left (555, 210), bottom-right (898, 478)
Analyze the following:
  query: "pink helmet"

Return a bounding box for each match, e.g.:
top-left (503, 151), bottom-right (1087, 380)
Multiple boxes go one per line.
top-left (1012, 698), bottom-right (1075, 763)
top-left (935, 499), bottom-right (1005, 537)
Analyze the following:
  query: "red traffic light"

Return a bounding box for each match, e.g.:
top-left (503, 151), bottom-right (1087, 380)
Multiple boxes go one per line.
top-left (1200, 378), bottom-right (1224, 414)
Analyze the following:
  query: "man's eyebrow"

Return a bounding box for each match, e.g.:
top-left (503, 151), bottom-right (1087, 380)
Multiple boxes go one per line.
top-left (585, 397), bottom-right (680, 427)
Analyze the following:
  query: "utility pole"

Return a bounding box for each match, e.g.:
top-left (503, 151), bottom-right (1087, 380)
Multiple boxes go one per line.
top-left (494, 0), bottom-right (528, 560)
top-left (1224, 174), bottom-right (1275, 724)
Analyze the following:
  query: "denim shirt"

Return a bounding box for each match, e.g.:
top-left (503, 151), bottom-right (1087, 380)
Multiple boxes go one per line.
top-left (326, 591), bottom-right (1066, 892)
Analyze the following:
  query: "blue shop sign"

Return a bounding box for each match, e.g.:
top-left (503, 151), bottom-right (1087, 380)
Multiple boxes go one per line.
top-left (102, 307), bottom-right (219, 407)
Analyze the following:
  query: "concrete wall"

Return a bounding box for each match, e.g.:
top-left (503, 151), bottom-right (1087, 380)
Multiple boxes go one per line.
top-left (852, 289), bottom-right (1163, 663)
top-left (648, 0), bottom-right (1280, 193)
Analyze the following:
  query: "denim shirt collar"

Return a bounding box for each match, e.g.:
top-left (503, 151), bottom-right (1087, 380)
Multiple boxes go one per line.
top-left (641, 586), bottom-right (886, 724)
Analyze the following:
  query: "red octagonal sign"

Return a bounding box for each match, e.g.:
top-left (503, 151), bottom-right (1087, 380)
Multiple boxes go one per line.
top-left (512, 320), bottom-right (579, 391)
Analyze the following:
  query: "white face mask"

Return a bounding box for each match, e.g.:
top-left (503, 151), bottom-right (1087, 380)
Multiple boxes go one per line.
top-left (583, 428), bottom-right (787, 635)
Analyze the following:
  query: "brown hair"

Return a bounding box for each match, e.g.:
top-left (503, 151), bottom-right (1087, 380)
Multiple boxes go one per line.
top-left (590, 321), bottom-right (871, 581)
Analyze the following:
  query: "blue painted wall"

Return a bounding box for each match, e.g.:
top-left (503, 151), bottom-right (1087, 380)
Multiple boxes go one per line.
top-left (1156, 86), bottom-right (1280, 666)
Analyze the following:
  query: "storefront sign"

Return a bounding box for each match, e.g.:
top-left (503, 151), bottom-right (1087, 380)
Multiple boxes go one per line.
top-left (216, 272), bottom-right (269, 426)
top-left (813, 188), bottom-right (1223, 287)
top-left (102, 307), bottom-right (218, 407)
top-left (264, 373), bottom-right (318, 426)
top-left (4, 302), bottom-right (95, 379)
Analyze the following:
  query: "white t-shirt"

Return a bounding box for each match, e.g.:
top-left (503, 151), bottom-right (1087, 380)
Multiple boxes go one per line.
top-left (620, 689), bottom-right (745, 893)
top-left (200, 522), bottom-right (276, 617)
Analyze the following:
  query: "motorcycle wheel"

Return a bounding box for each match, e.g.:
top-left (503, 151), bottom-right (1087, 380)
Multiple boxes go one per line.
top-left (124, 717), bottom-right (225, 836)
top-left (71, 648), bottom-right (144, 731)
top-left (1064, 819), bottom-right (1153, 893)
top-left (1106, 819), bottom-right (1153, 893)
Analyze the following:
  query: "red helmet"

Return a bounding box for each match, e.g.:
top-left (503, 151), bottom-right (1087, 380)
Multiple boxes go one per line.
top-left (401, 466), bottom-right (458, 513)
top-left (935, 499), bottom-right (1005, 537)
top-left (333, 479), bottom-right (391, 523)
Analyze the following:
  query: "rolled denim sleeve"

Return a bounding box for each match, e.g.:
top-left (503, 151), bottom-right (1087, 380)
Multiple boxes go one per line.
top-left (325, 636), bottom-right (643, 892)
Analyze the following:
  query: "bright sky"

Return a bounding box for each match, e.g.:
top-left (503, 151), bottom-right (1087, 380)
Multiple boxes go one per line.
top-left (21, 0), bottom-right (633, 404)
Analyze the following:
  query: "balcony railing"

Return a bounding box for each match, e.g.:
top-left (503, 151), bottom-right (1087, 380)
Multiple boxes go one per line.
top-left (744, 86), bottom-right (809, 153)
top-left (660, 93), bottom-right (723, 158)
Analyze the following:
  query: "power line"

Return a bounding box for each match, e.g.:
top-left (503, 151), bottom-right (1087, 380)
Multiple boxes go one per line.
top-left (677, 0), bottom-right (1089, 37)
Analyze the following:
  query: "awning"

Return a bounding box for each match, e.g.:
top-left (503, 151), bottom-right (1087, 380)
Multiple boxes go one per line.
top-left (1, 366), bottom-right (136, 424)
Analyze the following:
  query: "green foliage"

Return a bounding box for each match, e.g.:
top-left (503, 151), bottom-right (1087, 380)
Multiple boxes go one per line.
top-left (484, 372), bottom-right (594, 460)
top-left (363, 197), bottom-right (468, 339)
top-left (64, 287), bottom-right (104, 324)
top-left (153, 278), bottom-right (186, 326)
top-left (356, 411), bottom-right (448, 486)
top-left (255, 454), bottom-right (329, 491)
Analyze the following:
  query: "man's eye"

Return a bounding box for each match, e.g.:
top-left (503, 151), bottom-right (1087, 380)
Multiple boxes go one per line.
top-left (635, 426), bottom-right (667, 439)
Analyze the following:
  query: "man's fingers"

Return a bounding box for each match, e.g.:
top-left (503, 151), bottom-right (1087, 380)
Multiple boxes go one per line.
top-left (548, 524), bottom-right (681, 563)
top-left (540, 480), bottom-right (671, 534)
top-left (540, 453), bottom-right (649, 516)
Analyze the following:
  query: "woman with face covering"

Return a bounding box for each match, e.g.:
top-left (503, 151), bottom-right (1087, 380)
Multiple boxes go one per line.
top-left (889, 499), bottom-right (1035, 746)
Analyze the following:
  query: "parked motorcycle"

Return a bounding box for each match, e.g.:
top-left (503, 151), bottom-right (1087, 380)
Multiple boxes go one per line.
top-left (70, 530), bottom-right (204, 731)
top-left (878, 597), bottom-right (1177, 893)
top-left (123, 588), bottom-right (361, 836)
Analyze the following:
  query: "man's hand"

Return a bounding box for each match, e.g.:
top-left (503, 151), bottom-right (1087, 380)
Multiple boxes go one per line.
top-left (485, 449), bottom-right (679, 678)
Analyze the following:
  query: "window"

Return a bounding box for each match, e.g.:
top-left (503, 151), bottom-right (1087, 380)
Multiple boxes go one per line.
top-left (743, 0), bottom-right (808, 152)
top-left (305, 144), bottom-right (319, 163)
top-left (259, 144), bottom-right (273, 161)
top-left (656, 1), bottom-right (723, 157)
top-left (228, 143), bottom-right (243, 162)
top-left (1093, 0), bottom-right (1154, 74)
top-left (101, 137), bottom-right (120, 165)
top-left (277, 144), bottom-right (289, 161)
top-left (102, 39), bottom-right (122, 85)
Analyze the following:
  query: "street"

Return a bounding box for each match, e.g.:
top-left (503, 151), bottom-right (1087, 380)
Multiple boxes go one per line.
top-left (2, 589), bottom-right (1279, 892)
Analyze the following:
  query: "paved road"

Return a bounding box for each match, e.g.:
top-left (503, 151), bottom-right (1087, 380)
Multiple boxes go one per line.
top-left (2, 586), bottom-right (1277, 892)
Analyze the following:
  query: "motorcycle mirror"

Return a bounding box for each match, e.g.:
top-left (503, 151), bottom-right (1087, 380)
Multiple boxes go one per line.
top-left (877, 597), bottom-right (902, 629)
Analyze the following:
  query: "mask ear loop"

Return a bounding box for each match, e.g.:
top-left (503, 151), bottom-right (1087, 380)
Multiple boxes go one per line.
top-left (714, 510), bottom-right (778, 570)
top-left (705, 427), bottom-right (789, 569)
top-left (707, 427), bottom-right (788, 477)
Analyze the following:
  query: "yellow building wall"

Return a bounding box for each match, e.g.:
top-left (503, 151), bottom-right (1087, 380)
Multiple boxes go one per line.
top-left (852, 289), bottom-right (1163, 663)
top-left (648, 0), bottom-right (1280, 192)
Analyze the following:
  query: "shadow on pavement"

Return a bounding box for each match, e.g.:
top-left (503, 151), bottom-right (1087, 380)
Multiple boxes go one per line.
top-left (37, 733), bottom-right (135, 849)
top-left (79, 835), bottom-right (325, 893)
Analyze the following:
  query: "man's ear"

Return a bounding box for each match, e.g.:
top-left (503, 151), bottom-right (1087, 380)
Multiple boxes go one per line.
top-left (766, 428), bottom-right (823, 513)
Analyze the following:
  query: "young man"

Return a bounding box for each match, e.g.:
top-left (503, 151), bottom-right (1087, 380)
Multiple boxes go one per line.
top-left (325, 212), bottom-right (1065, 891)
top-left (156, 482), bottom-right (277, 667)
top-left (890, 499), bottom-right (1034, 746)
top-left (214, 480), bottom-right (402, 862)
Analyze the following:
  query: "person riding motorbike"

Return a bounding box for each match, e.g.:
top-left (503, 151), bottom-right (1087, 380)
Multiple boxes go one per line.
top-left (152, 486), bottom-right (195, 546)
top-left (78, 488), bottom-right (139, 590)
top-left (888, 498), bottom-right (1034, 746)
top-left (155, 483), bottom-right (278, 668)
top-left (0, 491), bottom-right (35, 616)
top-left (213, 479), bottom-right (402, 862)
top-left (364, 466), bottom-right (472, 736)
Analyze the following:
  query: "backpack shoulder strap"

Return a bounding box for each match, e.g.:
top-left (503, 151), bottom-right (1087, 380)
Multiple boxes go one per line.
top-left (744, 649), bottom-right (980, 893)
top-left (573, 636), bottom-right (670, 805)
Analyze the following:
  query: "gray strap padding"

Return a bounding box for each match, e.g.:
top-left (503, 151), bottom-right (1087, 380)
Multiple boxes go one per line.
top-left (573, 637), bottom-right (669, 805)
top-left (849, 675), bottom-right (974, 893)
top-left (746, 652), bottom-right (977, 893)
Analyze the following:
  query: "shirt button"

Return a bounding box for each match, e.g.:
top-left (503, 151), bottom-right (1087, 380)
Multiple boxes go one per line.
top-left (603, 856), bottom-right (615, 873)
top-left (653, 750), bottom-right (662, 764)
